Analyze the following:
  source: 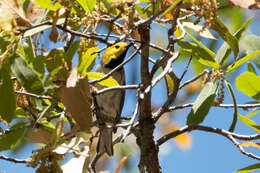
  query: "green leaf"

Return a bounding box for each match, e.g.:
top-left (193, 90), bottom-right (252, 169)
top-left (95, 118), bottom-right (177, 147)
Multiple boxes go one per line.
top-left (246, 109), bottom-right (260, 118)
top-left (165, 74), bottom-right (174, 95)
top-left (240, 34), bottom-right (260, 69)
top-left (136, 5), bottom-right (148, 18)
top-left (236, 72), bottom-right (260, 100)
top-left (77, 47), bottom-right (99, 76)
top-left (24, 18), bottom-right (65, 37)
top-left (238, 114), bottom-right (260, 133)
top-left (45, 49), bottom-right (68, 80)
top-left (225, 80), bottom-right (238, 132)
top-left (235, 163), bottom-right (260, 173)
top-left (76, 0), bottom-right (95, 13)
top-left (10, 54), bottom-right (44, 94)
top-left (87, 72), bottom-right (119, 87)
top-left (178, 41), bottom-right (219, 69)
top-left (0, 62), bottom-right (16, 123)
top-left (211, 18), bottom-right (239, 59)
top-left (35, 0), bottom-right (63, 11)
top-left (187, 82), bottom-right (218, 125)
top-left (50, 116), bottom-right (64, 146)
top-left (162, 0), bottom-right (182, 17)
top-left (18, 39), bottom-right (45, 78)
top-left (247, 62), bottom-right (257, 74)
top-left (227, 51), bottom-right (260, 72)
top-left (65, 40), bottom-right (80, 63)
top-left (186, 32), bottom-right (216, 57)
top-left (216, 18), bottom-right (252, 66)
top-left (0, 122), bottom-right (28, 151)
top-left (100, 0), bottom-right (120, 16)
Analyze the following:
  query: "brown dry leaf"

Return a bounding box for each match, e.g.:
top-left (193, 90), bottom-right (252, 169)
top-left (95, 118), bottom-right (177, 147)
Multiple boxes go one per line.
top-left (133, 29), bottom-right (141, 40)
top-left (182, 22), bottom-right (216, 40)
top-left (0, 0), bottom-right (31, 30)
top-left (114, 155), bottom-right (130, 173)
top-left (230, 0), bottom-right (260, 9)
top-left (58, 68), bottom-right (92, 132)
top-left (239, 142), bottom-right (260, 149)
top-left (49, 11), bottom-right (59, 43)
top-left (49, 26), bottom-right (59, 43)
top-left (26, 128), bottom-right (52, 144)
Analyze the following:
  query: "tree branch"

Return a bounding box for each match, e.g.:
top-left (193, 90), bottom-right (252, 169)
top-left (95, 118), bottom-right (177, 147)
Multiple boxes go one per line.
top-left (179, 69), bottom-right (209, 90)
top-left (157, 125), bottom-right (260, 160)
top-left (15, 91), bottom-right (51, 100)
top-left (94, 85), bottom-right (139, 95)
top-left (89, 46), bottom-right (140, 85)
top-left (168, 103), bottom-right (260, 112)
top-left (136, 21), bottom-right (161, 173)
top-left (0, 155), bottom-right (29, 164)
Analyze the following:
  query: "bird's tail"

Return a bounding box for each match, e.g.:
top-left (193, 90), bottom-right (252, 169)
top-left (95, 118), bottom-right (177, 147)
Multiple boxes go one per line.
top-left (97, 128), bottom-right (113, 156)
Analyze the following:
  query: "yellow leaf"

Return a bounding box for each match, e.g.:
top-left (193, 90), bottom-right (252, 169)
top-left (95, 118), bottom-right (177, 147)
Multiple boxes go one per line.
top-left (175, 27), bottom-right (183, 39)
top-left (87, 72), bottom-right (119, 87)
top-left (165, 74), bottom-right (174, 94)
top-left (239, 142), bottom-right (260, 149)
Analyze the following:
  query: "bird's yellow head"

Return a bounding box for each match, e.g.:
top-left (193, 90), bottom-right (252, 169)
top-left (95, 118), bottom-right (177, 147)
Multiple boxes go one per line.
top-left (102, 42), bottom-right (130, 69)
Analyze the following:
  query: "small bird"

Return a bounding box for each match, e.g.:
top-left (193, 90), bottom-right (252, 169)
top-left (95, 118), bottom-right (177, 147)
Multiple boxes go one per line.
top-left (94, 42), bottom-right (131, 156)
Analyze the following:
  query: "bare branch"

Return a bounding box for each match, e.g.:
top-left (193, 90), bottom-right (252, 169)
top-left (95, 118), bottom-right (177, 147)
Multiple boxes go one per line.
top-left (157, 125), bottom-right (260, 160)
top-left (89, 46), bottom-right (140, 85)
top-left (94, 85), bottom-right (139, 95)
top-left (15, 91), bottom-right (51, 99)
top-left (179, 69), bottom-right (209, 90)
top-left (175, 13), bottom-right (194, 40)
top-left (0, 124), bottom-right (32, 136)
top-left (145, 52), bottom-right (179, 94)
top-left (0, 155), bottom-right (29, 164)
top-left (179, 56), bottom-right (192, 81)
top-left (121, 103), bottom-right (139, 142)
top-left (168, 103), bottom-right (260, 112)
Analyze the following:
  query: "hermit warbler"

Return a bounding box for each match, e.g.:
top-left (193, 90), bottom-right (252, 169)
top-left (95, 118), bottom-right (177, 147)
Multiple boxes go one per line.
top-left (94, 42), bottom-right (131, 156)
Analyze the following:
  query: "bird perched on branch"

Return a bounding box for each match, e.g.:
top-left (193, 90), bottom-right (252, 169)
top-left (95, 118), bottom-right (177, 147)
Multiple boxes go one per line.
top-left (94, 42), bottom-right (131, 156)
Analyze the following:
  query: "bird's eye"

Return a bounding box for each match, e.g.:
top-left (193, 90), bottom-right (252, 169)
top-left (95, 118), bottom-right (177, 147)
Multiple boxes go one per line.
top-left (115, 45), bottom-right (120, 49)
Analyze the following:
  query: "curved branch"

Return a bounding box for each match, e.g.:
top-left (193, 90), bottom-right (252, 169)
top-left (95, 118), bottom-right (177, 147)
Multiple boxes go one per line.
top-left (157, 125), bottom-right (260, 160)
top-left (89, 47), bottom-right (140, 85)
top-left (0, 155), bottom-right (29, 164)
top-left (94, 85), bottom-right (139, 95)
top-left (168, 103), bottom-right (260, 112)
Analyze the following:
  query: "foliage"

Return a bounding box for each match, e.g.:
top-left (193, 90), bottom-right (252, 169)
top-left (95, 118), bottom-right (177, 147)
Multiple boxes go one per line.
top-left (0, 0), bottom-right (260, 173)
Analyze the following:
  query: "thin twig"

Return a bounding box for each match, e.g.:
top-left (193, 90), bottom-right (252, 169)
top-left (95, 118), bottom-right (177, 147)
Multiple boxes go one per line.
top-left (0, 124), bottom-right (32, 136)
top-left (179, 56), bottom-right (192, 81)
top-left (158, 125), bottom-right (260, 145)
top-left (157, 125), bottom-right (260, 146)
top-left (15, 91), bottom-right (51, 99)
top-left (121, 103), bottom-right (139, 142)
top-left (94, 85), bottom-right (139, 95)
top-left (0, 155), bottom-right (29, 164)
top-left (175, 13), bottom-right (194, 40)
top-left (179, 69), bottom-right (209, 90)
top-left (157, 125), bottom-right (260, 160)
top-left (168, 103), bottom-right (260, 111)
top-left (89, 46), bottom-right (141, 85)
top-left (145, 52), bottom-right (179, 94)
